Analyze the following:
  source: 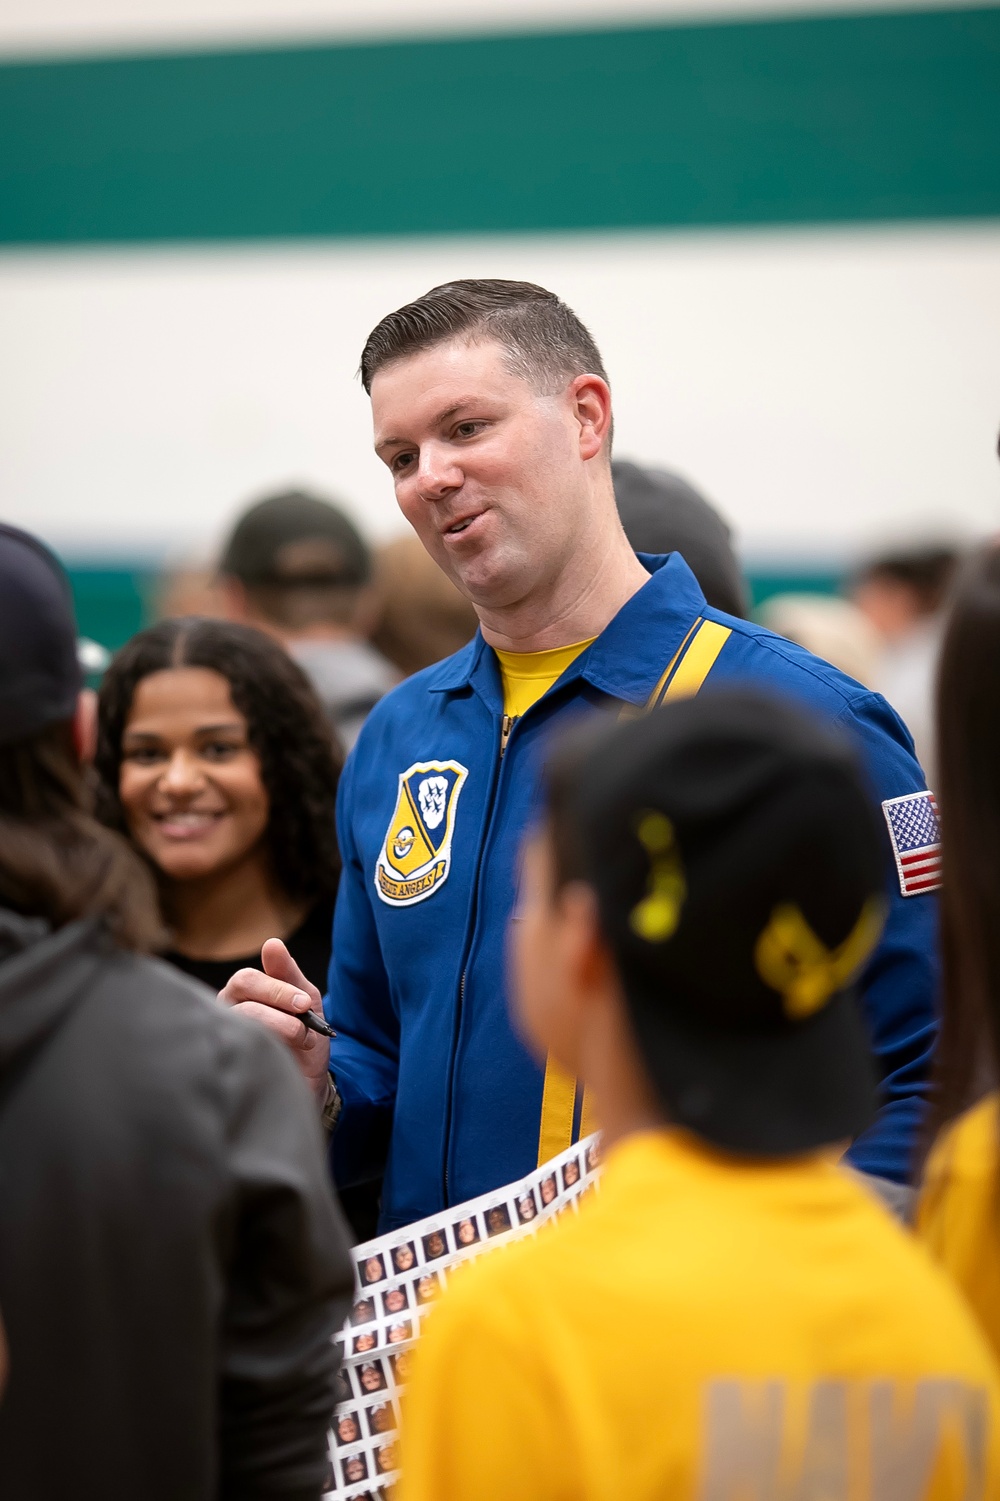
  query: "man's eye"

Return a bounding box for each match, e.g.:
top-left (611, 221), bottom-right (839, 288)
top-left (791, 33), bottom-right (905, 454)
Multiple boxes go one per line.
top-left (455, 421), bottom-right (483, 438)
top-left (392, 451), bottom-right (416, 473)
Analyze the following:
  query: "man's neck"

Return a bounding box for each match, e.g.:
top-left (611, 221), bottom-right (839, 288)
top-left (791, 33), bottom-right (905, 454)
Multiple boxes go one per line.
top-left (478, 527), bottom-right (650, 654)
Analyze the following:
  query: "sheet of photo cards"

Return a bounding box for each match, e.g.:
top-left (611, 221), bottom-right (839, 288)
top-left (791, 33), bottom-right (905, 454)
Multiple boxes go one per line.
top-left (322, 1132), bottom-right (604, 1500)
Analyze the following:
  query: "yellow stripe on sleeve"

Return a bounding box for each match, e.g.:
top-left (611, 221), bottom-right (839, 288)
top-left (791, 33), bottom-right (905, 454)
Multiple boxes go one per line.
top-left (536, 1055), bottom-right (578, 1167)
top-left (661, 620), bottom-right (731, 701)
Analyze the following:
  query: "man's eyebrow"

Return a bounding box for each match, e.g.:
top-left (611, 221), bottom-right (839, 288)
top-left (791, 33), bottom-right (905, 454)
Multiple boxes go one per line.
top-left (375, 399), bottom-right (482, 456)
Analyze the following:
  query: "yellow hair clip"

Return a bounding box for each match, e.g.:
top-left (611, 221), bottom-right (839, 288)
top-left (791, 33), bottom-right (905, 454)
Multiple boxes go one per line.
top-left (754, 897), bottom-right (886, 1020)
top-left (629, 811), bottom-right (687, 943)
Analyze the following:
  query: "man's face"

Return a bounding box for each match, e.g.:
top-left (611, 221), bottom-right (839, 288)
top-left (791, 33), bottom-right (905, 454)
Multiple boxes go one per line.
top-left (372, 339), bottom-right (605, 614)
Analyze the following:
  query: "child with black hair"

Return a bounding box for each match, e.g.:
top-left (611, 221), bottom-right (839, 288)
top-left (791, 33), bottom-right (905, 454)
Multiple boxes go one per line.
top-left (398, 690), bottom-right (1000, 1501)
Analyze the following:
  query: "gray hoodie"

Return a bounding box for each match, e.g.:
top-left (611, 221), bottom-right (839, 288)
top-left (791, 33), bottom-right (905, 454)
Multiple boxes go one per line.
top-left (0, 909), bottom-right (352, 1500)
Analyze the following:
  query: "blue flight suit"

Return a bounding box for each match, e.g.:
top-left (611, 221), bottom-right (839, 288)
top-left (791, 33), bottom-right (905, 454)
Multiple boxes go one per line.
top-left (325, 554), bottom-right (937, 1230)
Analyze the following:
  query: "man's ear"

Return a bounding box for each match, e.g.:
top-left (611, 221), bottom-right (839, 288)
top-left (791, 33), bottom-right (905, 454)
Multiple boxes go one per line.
top-left (72, 689), bottom-right (98, 766)
top-left (568, 374), bottom-right (613, 463)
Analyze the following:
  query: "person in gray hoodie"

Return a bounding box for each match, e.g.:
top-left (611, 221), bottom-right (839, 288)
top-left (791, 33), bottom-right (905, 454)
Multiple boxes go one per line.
top-left (0, 523), bottom-right (353, 1501)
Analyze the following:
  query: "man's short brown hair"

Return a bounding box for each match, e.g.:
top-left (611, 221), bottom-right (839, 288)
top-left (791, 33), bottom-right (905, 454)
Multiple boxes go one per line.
top-left (359, 278), bottom-right (610, 396)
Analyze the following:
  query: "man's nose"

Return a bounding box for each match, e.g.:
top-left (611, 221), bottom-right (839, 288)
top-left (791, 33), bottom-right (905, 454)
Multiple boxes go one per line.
top-left (415, 443), bottom-right (462, 500)
top-left (159, 748), bottom-right (205, 795)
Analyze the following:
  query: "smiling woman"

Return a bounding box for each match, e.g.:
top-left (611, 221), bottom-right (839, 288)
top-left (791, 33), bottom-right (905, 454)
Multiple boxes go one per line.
top-left (93, 617), bottom-right (342, 996)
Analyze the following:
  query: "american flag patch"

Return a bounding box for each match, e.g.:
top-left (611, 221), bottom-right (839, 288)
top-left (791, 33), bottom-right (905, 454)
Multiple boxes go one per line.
top-left (882, 791), bottom-right (941, 897)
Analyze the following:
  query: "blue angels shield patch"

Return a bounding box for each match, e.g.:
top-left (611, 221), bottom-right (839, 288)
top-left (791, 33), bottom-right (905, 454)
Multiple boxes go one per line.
top-left (375, 760), bottom-right (469, 907)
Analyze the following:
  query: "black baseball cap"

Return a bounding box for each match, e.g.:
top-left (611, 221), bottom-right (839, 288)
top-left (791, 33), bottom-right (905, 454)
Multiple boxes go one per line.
top-left (219, 490), bottom-right (371, 588)
top-left (0, 524), bottom-right (82, 747)
top-left (546, 690), bottom-right (885, 1156)
top-left (612, 460), bottom-right (748, 619)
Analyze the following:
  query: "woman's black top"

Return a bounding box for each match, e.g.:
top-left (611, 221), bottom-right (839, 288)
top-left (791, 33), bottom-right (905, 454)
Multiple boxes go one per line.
top-left (164, 899), bottom-right (334, 996)
top-left (162, 898), bottom-right (382, 1244)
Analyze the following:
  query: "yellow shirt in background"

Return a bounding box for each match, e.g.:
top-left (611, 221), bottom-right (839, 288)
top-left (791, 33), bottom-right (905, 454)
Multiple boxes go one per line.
top-left (399, 1130), bottom-right (1000, 1501)
top-left (494, 638), bottom-right (596, 720)
top-left (918, 1091), bottom-right (1000, 1361)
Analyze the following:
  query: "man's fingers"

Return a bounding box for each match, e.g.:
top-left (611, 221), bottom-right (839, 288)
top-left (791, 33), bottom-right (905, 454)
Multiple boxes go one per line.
top-left (230, 1000), bottom-right (327, 1054)
top-left (260, 937), bottom-right (322, 1008)
top-left (219, 965), bottom-right (314, 1017)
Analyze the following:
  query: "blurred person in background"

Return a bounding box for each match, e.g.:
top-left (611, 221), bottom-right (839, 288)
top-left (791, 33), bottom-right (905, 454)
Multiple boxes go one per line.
top-left (757, 594), bottom-right (880, 688)
top-left (223, 279), bottom-right (940, 1234)
top-left (399, 692), bottom-right (1000, 1501)
top-left (369, 531), bottom-right (480, 676)
top-left (917, 545), bottom-right (1000, 1357)
top-left (0, 526), bottom-right (352, 1500)
top-left (850, 544), bottom-right (961, 781)
top-left (611, 459), bottom-right (748, 618)
top-left (219, 488), bottom-right (398, 750)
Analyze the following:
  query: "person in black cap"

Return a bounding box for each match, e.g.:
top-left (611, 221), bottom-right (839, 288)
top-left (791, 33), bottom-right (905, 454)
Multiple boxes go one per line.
top-left (611, 459), bottom-right (748, 619)
top-left (0, 523), bottom-right (353, 1499)
top-left (218, 488), bottom-right (398, 749)
top-left (395, 689), bottom-right (1000, 1501)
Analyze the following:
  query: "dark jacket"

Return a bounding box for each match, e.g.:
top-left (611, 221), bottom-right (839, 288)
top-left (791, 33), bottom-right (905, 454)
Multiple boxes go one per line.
top-left (0, 909), bottom-right (352, 1500)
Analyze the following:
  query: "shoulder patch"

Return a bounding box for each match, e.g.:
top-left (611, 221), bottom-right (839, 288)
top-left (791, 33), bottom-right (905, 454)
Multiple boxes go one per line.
top-left (881, 791), bottom-right (941, 897)
top-left (375, 761), bottom-right (469, 907)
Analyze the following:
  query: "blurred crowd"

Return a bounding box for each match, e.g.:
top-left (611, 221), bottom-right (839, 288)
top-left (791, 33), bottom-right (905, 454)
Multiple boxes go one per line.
top-left (0, 276), bottom-right (998, 1501)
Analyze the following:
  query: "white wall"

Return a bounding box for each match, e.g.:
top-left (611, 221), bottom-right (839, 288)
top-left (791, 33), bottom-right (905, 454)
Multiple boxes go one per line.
top-left (2, 226), bottom-right (998, 565)
top-left (0, 0), bottom-right (991, 57)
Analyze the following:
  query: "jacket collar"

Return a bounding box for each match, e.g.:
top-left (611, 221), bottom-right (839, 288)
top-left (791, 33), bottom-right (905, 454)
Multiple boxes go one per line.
top-left (427, 553), bottom-right (709, 707)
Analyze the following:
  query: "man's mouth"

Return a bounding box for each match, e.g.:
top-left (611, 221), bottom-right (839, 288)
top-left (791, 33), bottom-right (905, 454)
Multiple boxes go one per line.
top-left (443, 510), bottom-right (485, 539)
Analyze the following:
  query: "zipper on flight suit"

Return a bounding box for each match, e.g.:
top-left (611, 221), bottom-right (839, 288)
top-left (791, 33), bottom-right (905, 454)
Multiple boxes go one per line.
top-left (443, 710), bottom-right (518, 1204)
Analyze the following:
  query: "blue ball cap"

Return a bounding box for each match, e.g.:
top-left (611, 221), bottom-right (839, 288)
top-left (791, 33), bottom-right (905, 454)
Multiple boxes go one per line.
top-left (0, 524), bottom-right (82, 747)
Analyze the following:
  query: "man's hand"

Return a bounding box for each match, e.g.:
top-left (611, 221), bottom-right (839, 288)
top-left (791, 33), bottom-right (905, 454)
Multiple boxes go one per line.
top-left (219, 939), bottom-right (332, 1103)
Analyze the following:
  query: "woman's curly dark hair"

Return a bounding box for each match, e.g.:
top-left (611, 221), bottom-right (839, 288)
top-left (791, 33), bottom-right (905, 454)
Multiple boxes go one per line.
top-left (94, 617), bottom-right (343, 905)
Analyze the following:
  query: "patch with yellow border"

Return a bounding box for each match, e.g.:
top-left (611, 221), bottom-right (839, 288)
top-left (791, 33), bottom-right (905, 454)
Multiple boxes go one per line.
top-left (374, 761), bottom-right (469, 907)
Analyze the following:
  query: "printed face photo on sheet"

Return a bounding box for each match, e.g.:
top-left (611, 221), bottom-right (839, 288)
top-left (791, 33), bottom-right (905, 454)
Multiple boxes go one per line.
top-left (422, 1228), bottom-right (449, 1259)
top-left (359, 1360), bottom-right (388, 1394)
top-left (391, 1241), bottom-right (416, 1274)
top-left (486, 1203), bottom-right (512, 1237)
top-left (517, 1190), bottom-right (538, 1223)
top-left (415, 1271), bottom-right (440, 1303)
top-left (382, 1284), bottom-right (409, 1315)
top-left (359, 1253), bottom-right (385, 1286)
top-left (562, 1157), bottom-right (581, 1190)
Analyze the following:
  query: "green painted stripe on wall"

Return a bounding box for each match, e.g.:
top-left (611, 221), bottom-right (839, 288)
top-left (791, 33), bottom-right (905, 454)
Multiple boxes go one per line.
top-left (2, 7), bottom-right (999, 243)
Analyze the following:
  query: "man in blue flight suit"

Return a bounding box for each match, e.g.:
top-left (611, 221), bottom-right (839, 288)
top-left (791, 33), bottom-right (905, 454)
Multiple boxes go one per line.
top-left (223, 279), bottom-right (937, 1230)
